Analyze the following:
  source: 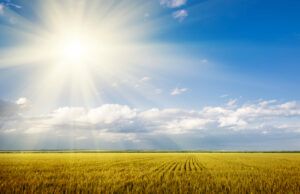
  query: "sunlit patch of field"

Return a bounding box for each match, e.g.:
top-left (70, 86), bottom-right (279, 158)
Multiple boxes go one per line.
top-left (0, 153), bottom-right (300, 193)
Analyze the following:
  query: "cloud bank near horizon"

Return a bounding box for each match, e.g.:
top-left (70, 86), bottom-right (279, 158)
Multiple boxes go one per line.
top-left (1, 98), bottom-right (299, 150)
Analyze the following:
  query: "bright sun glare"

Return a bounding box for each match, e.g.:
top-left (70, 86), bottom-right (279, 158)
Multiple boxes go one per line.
top-left (56, 33), bottom-right (93, 65)
top-left (62, 39), bottom-right (87, 61)
top-left (0, 0), bottom-right (155, 106)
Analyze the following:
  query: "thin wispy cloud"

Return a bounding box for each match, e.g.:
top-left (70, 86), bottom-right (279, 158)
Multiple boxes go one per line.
top-left (172, 9), bottom-right (188, 22)
top-left (140, 76), bottom-right (151, 82)
top-left (160, 0), bottom-right (187, 8)
top-left (171, 87), bottom-right (188, 95)
top-left (226, 99), bottom-right (237, 107)
top-left (220, 94), bottom-right (229, 98)
top-left (0, 0), bottom-right (21, 14)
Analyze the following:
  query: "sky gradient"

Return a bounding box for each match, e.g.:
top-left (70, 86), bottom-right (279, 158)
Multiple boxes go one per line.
top-left (0, 0), bottom-right (300, 150)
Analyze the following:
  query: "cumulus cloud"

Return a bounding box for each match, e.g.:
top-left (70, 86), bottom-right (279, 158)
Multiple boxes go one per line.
top-left (1, 99), bottom-right (300, 149)
top-left (52, 104), bottom-right (137, 125)
top-left (172, 9), bottom-right (188, 22)
top-left (280, 101), bottom-right (298, 109)
top-left (24, 126), bottom-right (50, 134)
top-left (16, 97), bottom-right (30, 109)
top-left (164, 118), bottom-right (211, 134)
top-left (171, 87), bottom-right (188, 95)
top-left (0, 98), bottom-right (30, 118)
top-left (202, 100), bottom-right (300, 130)
top-left (160, 0), bottom-right (187, 8)
top-left (3, 99), bottom-right (300, 134)
top-left (75, 136), bottom-right (88, 140)
top-left (3, 128), bottom-right (16, 133)
top-left (0, 99), bottom-right (20, 117)
top-left (96, 132), bottom-right (140, 143)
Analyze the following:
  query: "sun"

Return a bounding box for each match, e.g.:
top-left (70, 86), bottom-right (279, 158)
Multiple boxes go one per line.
top-left (0, 0), bottom-right (159, 106)
top-left (53, 31), bottom-right (95, 65)
top-left (62, 38), bottom-right (88, 62)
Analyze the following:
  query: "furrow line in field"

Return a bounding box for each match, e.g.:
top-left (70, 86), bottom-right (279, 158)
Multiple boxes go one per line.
top-left (138, 159), bottom-right (173, 180)
top-left (190, 157), bottom-right (197, 172)
top-left (174, 161), bottom-right (181, 173)
top-left (152, 161), bottom-right (175, 181)
top-left (194, 158), bottom-right (206, 171)
top-left (162, 161), bottom-right (181, 180)
top-left (194, 156), bottom-right (216, 181)
top-left (170, 161), bottom-right (179, 172)
top-left (189, 157), bottom-right (193, 171)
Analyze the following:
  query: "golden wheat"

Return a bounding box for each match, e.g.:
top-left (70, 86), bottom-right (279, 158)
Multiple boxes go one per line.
top-left (0, 153), bottom-right (299, 193)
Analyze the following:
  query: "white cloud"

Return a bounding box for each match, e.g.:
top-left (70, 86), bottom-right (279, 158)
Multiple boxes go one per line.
top-left (52, 104), bottom-right (137, 125)
top-left (202, 106), bottom-right (230, 116)
top-left (0, 2), bottom-right (22, 16)
top-left (51, 107), bottom-right (86, 124)
top-left (95, 132), bottom-right (140, 143)
top-left (218, 115), bottom-right (247, 129)
top-left (75, 136), bottom-right (88, 140)
top-left (24, 126), bottom-right (50, 134)
top-left (0, 98), bottom-right (27, 117)
top-left (258, 99), bottom-right (277, 107)
top-left (9, 3), bottom-right (22, 9)
top-left (87, 104), bottom-right (137, 124)
top-left (1, 99), bottom-right (300, 149)
top-left (24, 100), bottom-right (300, 134)
top-left (227, 99), bottom-right (237, 107)
top-left (202, 100), bottom-right (300, 130)
top-left (3, 129), bottom-right (16, 133)
top-left (0, 97), bottom-right (30, 118)
top-left (171, 87), bottom-right (188, 95)
top-left (160, 0), bottom-right (187, 8)
top-left (172, 9), bottom-right (188, 22)
top-left (165, 118), bottom-right (211, 134)
top-left (16, 97), bottom-right (29, 109)
top-left (220, 94), bottom-right (229, 98)
top-left (140, 76), bottom-right (151, 82)
top-left (279, 101), bottom-right (298, 109)
top-left (112, 82), bottom-right (119, 88)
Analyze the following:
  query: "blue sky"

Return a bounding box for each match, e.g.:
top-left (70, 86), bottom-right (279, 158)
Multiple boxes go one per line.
top-left (0, 0), bottom-right (299, 150)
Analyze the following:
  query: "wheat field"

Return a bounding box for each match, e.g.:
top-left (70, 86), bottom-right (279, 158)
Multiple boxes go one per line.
top-left (0, 153), bottom-right (299, 193)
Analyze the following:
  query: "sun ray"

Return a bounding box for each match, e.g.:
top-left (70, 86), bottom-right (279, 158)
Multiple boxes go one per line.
top-left (0, 0), bottom-right (203, 113)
